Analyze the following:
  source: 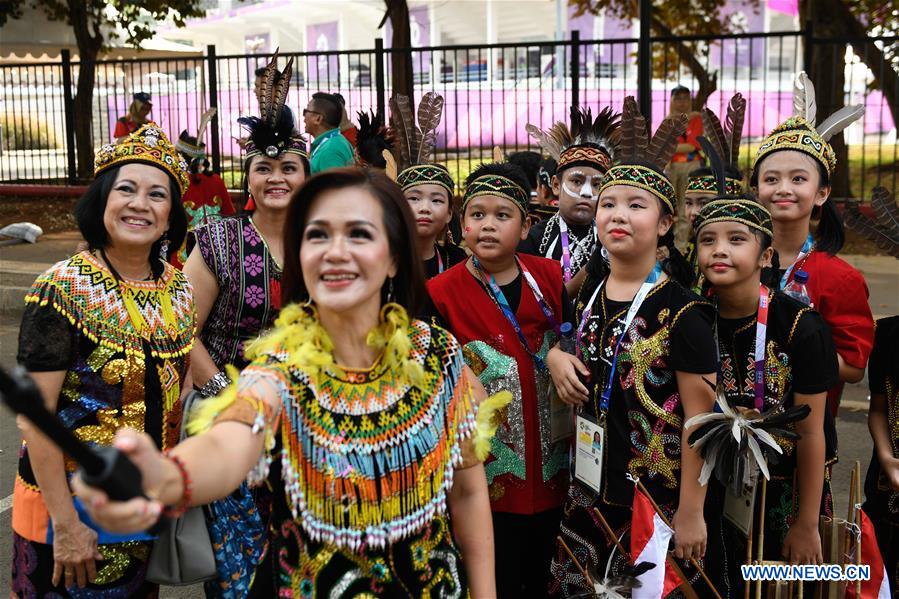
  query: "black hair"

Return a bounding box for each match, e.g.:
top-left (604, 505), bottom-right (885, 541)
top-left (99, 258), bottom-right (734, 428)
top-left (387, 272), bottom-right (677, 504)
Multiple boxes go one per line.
top-left (75, 164), bottom-right (188, 274)
top-left (688, 163), bottom-right (743, 183)
top-left (507, 151), bottom-right (542, 189)
top-left (750, 150), bottom-right (844, 255)
top-left (241, 152), bottom-right (311, 211)
top-left (671, 85), bottom-right (691, 97)
top-left (465, 161), bottom-right (532, 195)
top-left (311, 92), bottom-right (342, 128)
top-left (282, 168), bottom-right (426, 314)
top-left (538, 157), bottom-right (558, 188)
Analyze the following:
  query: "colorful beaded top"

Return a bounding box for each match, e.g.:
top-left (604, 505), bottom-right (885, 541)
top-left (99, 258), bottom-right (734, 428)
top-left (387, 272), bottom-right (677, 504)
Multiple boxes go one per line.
top-left (194, 303), bottom-right (478, 552)
top-left (754, 72), bottom-right (864, 177)
top-left (94, 124), bottom-right (190, 194)
top-left (25, 251), bottom-right (195, 360)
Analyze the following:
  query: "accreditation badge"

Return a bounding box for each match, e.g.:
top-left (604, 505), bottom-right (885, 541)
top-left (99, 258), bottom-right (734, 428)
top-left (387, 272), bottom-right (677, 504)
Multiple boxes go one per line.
top-left (574, 414), bottom-right (604, 494)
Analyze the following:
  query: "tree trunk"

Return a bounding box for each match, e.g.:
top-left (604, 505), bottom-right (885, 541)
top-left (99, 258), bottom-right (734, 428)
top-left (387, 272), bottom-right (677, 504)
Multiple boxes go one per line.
top-left (386, 0), bottom-right (414, 105)
top-left (651, 16), bottom-right (718, 111)
top-left (68, 0), bottom-right (103, 181)
top-left (805, 0), bottom-right (851, 198)
top-left (831, 0), bottom-right (899, 130)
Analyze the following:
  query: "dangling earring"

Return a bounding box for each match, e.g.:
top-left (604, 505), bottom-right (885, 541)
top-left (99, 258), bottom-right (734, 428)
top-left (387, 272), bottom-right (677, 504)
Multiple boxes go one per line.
top-left (159, 232), bottom-right (170, 261)
top-left (387, 277), bottom-right (395, 303)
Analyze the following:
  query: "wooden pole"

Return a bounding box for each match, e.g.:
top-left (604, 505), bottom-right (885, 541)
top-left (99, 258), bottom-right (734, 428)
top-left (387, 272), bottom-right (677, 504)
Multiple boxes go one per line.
top-left (557, 535), bottom-right (594, 588)
top-left (756, 477), bottom-right (768, 599)
top-left (634, 479), bottom-right (723, 599)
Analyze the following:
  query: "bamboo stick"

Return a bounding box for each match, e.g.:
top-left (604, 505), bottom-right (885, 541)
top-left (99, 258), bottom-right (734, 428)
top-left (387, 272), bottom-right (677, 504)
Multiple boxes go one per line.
top-left (558, 535), bottom-right (594, 588)
top-left (634, 478), bottom-right (723, 599)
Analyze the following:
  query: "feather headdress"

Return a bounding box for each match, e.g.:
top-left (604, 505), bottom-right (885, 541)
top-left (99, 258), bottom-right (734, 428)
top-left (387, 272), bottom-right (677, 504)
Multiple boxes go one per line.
top-left (175, 108), bottom-right (217, 160)
top-left (686, 378), bottom-right (810, 496)
top-left (390, 92), bottom-right (444, 170)
top-left (526, 106), bottom-right (620, 173)
top-left (238, 50), bottom-right (307, 159)
top-left (843, 186), bottom-right (899, 259)
top-left (391, 92), bottom-right (455, 194)
top-left (754, 71), bottom-right (864, 176)
top-left (355, 110), bottom-right (390, 169)
top-left (598, 96), bottom-right (687, 213)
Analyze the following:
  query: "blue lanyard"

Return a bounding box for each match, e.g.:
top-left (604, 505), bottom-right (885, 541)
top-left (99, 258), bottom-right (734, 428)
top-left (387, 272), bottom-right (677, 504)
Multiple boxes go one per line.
top-left (596, 262), bottom-right (663, 414)
top-left (472, 256), bottom-right (558, 369)
top-left (779, 234), bottom-right (814, 290)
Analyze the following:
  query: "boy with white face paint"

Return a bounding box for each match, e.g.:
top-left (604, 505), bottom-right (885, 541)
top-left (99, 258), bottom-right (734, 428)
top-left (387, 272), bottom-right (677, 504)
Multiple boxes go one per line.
top-left (520, 106), bottom-right (620, 296)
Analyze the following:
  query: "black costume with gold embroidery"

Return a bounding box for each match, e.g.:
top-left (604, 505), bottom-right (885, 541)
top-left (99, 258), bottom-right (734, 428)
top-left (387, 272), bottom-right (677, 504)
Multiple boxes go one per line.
top-left (549, 257), bottom-right (728, 597)
top-left (716, 291), bottom-right (838, 593)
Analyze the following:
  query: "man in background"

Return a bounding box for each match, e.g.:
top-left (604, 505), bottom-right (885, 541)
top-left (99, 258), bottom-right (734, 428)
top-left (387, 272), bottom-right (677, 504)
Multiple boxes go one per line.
top-left (664, 85), bottom-right (704, 246)
top-left (303, 92), bottom-right (355, 174)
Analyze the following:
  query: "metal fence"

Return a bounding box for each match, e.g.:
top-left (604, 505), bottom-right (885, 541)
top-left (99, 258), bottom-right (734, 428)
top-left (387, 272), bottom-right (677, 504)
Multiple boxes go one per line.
top-left (1, 29), bottom-right (896, 200)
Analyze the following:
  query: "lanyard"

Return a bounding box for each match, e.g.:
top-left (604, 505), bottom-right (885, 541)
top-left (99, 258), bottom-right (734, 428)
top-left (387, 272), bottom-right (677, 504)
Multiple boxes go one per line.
top-left (779, 234), bottom-right (814, 290)
top-left (575, 263), bottom-right (663, 412)
top-left (559, 217), bottom-right (572, 283)
top-left (435, 244), bottom-right (444, 274)
top-left (472, 256), bottom-right (559, 369)
top-left (548, 217), bottom-right (594, 283)
top-left (752, 285), bottom-right (770, 411)
top-left (713, 283), bottom-right (770, 413)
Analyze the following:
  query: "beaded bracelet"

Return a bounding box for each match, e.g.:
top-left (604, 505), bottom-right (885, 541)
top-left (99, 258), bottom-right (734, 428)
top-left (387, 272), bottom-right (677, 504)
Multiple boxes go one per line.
top-left (161, 451), bottom-right (192, 518)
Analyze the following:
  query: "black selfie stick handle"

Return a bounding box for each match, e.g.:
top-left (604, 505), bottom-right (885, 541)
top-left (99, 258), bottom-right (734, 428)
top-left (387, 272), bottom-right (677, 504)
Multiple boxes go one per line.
top-left (0, 365), bottom-right (147, 502)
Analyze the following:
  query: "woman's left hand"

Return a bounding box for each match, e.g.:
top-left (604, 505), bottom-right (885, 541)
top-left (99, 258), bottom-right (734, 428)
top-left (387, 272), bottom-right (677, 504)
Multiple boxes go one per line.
top-left (671, 507), bottom-right (706, 561)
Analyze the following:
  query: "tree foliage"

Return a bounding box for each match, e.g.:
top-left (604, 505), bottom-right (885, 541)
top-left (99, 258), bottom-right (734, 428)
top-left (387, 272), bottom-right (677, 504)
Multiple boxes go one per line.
top-left (0, 0), bottom-right (210, 180)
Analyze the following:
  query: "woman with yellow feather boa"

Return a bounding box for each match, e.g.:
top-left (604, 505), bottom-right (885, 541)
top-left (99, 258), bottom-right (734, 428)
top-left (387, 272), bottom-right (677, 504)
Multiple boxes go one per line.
top-left (74, 168), bottom-right (498, 597)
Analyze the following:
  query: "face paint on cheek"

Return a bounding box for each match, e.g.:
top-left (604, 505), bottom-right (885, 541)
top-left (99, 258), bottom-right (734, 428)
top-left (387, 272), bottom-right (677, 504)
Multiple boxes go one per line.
top-left (561, 178), bottom-right (599, 202)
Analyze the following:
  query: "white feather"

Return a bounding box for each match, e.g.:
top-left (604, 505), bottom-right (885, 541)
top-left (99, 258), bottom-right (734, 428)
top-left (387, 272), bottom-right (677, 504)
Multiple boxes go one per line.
top-left (816, 104), bottom-right (865, 141)
top-left (793, 71), bottom-right (817, 126)
top-left (751, 427), bottom-right (784, 455)
top-left (746, 435), bottom-right (771, 481)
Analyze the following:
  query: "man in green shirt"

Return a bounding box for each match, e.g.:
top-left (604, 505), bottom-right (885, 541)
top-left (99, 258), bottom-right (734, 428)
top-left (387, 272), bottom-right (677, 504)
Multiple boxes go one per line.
top-left (303, 92), bottom-right (355, 174)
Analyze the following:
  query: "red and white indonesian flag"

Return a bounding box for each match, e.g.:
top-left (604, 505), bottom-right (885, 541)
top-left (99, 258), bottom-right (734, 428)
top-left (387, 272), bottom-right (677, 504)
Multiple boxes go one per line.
top-left (630, 485), bottom-right (682, 598)
top-left (846, 508), bottom-right (890, 599)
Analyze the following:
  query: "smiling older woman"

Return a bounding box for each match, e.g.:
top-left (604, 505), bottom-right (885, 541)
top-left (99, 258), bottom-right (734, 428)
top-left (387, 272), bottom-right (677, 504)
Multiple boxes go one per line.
top-left (11, 125), bottom-right (193, 598)
top-left (74, 168), bottom-right (497, 597)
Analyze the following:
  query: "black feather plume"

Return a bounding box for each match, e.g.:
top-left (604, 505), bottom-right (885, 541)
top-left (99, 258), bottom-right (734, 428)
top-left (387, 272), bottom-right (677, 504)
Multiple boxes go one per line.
top-left (356, 110), bottom-right (390, 168)
top-left (697, 135), bottom-right (726, 196)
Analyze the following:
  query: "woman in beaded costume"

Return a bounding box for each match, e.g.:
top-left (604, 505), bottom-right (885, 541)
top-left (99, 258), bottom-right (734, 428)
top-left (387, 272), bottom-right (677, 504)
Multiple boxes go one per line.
top-left (180, 53), bottom-right (309, 598)
top-left (74, 168), bottom-right (497, 598)
top-left (11, 124), bottom-right (194, 597)
top-left (391, 93), bottom-right (467, 279)
top-left (548, 97), bottom-right (727, 597)
top-left (751, 71), bottom-right (874, 417)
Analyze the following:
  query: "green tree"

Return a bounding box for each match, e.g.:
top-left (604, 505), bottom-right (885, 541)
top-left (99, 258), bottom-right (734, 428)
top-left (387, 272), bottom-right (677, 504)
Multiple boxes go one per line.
top-left (569, 0), bottom-right (899, 198)
top-left (0, 1), bottom-right (208, 180)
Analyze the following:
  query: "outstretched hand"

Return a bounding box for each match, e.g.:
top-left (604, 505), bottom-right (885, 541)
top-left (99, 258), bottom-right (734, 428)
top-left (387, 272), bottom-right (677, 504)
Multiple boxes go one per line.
top-left (71, 428), bottom-right (169, 534)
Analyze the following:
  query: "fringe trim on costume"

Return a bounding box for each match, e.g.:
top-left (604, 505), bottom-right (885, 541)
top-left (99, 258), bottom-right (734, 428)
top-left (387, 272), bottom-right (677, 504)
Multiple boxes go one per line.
top-left (24, 263), bottom-right (194, 360)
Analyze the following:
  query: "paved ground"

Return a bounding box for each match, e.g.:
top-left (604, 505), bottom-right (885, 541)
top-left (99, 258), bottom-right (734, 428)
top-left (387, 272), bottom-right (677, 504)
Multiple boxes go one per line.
top-left (0, 233), bottom-right (895, 594)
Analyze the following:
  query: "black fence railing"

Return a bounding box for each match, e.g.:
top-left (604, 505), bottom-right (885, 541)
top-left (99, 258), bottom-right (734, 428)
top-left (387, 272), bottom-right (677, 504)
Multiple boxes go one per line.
top-left (0, 29), bottom-right (896, 200)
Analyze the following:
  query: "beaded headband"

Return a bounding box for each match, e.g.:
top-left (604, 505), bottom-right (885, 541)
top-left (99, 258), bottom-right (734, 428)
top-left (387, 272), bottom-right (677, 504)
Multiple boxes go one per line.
top-left (686, 175), bottom-right (744, 196)
top-left (557, 144), bottom-right (613, 173)
top-left (527, 106), bottom-right (619, 175)
top-left (463, 174), bottom-right (529, 216)
top-left (600, 164), bottom-right (676, 214)
top-left (94, 124), bottom-right (190, 194)
top-left (754, 72), bottom-right (863, 178)
top-left (693, 198), bottom-right (773, 238)
top-left (244, 135), bottom-right (308, 160)
top-left (397, 164), bottom-right (455, 196)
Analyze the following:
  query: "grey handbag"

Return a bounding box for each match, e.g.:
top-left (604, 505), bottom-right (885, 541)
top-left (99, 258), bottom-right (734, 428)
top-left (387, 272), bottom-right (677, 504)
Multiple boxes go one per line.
top-left (146, 390), bottom-right (217, 585)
